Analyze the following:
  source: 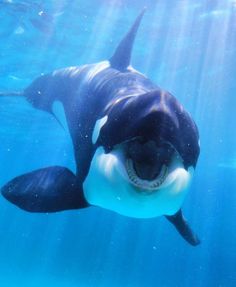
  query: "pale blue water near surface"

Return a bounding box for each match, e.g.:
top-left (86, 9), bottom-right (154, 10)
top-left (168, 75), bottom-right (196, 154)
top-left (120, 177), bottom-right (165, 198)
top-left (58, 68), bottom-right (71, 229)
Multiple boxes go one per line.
top-left (0, 0), bottom-right (236, 286)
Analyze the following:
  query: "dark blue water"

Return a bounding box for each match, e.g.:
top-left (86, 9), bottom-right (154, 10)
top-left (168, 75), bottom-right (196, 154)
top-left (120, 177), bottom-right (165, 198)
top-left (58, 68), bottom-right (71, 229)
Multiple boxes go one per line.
top-left (0, 0), bottom-right (236, 286)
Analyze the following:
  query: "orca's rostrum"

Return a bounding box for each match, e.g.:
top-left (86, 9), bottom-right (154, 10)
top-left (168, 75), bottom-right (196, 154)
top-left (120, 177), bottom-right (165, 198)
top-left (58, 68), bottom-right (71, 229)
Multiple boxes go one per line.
top-left (0, 9), bottom-right (200, 246)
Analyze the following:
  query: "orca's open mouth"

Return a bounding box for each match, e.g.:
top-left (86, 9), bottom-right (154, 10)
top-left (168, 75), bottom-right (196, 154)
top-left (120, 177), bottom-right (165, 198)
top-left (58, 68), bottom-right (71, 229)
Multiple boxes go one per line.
top-left (126, 159), bottom-right (168, 190)
top-left (124, 139), bottom-right (175, 191)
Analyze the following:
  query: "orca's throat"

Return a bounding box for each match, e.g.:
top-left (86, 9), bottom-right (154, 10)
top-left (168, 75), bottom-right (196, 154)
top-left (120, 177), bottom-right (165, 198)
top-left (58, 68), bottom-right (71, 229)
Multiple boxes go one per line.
top-left (126, 139), bottom-right (174, 181)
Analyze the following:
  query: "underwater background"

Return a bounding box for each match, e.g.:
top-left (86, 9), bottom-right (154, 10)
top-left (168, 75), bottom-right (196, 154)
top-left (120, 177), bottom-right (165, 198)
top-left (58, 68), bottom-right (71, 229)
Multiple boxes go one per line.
top-left (0, 0), bottom-right (236, 286)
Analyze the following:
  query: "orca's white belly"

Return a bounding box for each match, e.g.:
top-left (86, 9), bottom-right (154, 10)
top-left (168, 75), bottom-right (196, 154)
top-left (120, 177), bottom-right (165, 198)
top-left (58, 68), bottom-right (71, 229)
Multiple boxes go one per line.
top-left (84, 147), bottom-right (193, 218)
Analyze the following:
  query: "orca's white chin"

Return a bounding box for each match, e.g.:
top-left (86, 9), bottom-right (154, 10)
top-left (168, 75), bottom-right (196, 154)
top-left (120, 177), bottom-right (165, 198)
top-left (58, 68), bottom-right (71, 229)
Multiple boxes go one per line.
top-left (84, 146), bottom-right (194, 218)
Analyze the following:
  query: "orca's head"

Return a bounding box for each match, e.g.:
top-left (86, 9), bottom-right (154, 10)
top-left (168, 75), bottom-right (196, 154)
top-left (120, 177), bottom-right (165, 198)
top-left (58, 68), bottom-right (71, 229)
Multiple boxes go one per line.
top-left (84, 90), bottom-right (200, 218)
top-left (97, 89), bottom-right (200, 185)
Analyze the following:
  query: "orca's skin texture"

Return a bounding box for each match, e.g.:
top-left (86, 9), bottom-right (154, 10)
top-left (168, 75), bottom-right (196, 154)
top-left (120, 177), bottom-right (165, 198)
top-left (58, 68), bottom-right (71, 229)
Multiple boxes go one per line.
top-left (1, 10), bottom-right (200, 246)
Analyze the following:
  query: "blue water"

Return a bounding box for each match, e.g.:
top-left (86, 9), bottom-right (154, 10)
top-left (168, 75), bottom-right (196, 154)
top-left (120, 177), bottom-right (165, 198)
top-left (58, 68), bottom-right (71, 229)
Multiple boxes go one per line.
top-left (0, 0), bottom-right (236, 286)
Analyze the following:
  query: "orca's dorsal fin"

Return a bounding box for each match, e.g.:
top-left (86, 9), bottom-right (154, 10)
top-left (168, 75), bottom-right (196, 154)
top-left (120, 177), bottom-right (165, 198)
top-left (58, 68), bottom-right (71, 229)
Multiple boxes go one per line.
top-left (109, 8), bottom-right (146, 71)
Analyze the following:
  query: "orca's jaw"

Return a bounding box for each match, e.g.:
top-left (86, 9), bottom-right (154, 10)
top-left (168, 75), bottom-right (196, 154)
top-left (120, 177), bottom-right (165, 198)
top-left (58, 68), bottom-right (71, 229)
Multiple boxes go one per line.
top-left (84, 145), bottom-right (194, 218)
top-left (117, 144), bottom-right (188, 194)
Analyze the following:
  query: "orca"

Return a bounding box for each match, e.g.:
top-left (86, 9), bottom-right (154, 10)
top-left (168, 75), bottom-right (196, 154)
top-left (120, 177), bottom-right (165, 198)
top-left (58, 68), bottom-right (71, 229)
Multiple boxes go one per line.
top-left (0, 9), bottom-right (200, 246)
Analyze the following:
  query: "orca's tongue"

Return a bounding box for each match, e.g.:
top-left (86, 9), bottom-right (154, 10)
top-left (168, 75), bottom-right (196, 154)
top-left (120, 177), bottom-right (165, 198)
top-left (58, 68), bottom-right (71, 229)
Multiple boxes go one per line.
top-left (133, 161), bottom-right (162, 180)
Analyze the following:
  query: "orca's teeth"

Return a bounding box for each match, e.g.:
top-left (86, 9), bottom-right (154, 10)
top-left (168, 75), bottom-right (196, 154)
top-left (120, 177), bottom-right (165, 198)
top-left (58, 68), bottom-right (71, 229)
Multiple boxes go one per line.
top-left (125, 159), bottom-right (168, 191)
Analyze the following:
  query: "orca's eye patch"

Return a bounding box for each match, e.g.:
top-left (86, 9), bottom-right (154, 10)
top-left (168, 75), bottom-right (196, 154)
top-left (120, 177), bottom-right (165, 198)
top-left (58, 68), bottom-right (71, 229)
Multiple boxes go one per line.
top-left (125, 139), bottom-right (174, 180)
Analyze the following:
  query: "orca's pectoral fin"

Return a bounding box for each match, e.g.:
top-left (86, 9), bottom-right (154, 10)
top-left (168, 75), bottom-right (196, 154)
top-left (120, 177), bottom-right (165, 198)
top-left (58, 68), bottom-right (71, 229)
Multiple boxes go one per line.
top-left (1, 166), bottom-right (88, 213)
top-left (165, 210), bottom-right (200, 246)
